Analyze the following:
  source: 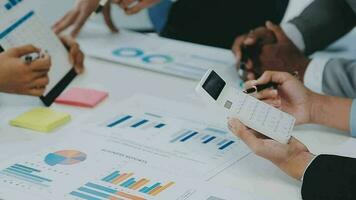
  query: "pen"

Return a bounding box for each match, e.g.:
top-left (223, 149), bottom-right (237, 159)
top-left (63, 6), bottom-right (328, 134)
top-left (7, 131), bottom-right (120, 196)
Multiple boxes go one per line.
top-left (22, 52), bottom-right (40, 64)
top-left (243, 82), bottom-right (278, 94)
top-left (95, 0), bottom-right (109, 13)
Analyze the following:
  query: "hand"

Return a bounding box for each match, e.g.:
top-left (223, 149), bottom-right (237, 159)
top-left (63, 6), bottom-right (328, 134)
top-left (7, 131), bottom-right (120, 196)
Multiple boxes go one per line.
top-left (0, 45), bottom-right (51, 96)
top-left (59, 35), bottom-right (85, 74)
top-left (232, 21), bottom-right (311, 80)
top-left (246, 71), bottom-right (316, 125)
top-left (232, 23), bottom-right (277, 80)
top-left (113, 0), bottom-right (160, 15)
top-left (53, 0), bottom-right (118, 37)
top-left (228, 118), bottom-right (315, 180)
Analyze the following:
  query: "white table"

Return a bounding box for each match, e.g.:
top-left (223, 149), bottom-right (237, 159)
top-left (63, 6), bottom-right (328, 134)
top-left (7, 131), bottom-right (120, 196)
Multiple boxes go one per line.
top-left (0, 36), bottom-right (355, 200)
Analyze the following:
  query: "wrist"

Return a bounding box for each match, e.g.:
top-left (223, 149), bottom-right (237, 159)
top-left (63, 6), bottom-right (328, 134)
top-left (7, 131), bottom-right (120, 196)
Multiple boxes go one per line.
top-left (309, 92), bottom-right (325, 124)
top-left (280, 151), bottom-right (315, 180)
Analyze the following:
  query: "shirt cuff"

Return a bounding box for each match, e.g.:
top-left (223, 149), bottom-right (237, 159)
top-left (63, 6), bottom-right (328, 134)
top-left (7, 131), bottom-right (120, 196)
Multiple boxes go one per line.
top-left (281, 23), bottom-right (306, 52)
top-left (350, 99), bottom-right (356, 137)
top-left (303, 58), bottom-right (330, 94)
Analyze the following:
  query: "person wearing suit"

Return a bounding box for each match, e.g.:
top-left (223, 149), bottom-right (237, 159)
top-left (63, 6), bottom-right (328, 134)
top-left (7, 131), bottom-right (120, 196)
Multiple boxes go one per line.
top-left (232, 0), bottom-right (356, 98)
top-left (53, 0), bottom-right (289, 48)
top-left (228, 71), bottom-right (356, 200)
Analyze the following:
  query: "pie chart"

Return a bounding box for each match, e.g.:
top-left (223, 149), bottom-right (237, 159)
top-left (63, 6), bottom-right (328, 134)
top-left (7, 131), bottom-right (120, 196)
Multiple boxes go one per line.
top-left (44, 150), bottom-right (87, 166)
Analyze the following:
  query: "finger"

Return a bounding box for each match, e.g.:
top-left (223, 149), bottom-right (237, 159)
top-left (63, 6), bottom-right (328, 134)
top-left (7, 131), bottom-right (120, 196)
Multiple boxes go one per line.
top-left (245, 59), bottom-right (253, 70)
top-left (256, 71), bottom-right (292, 86)
top-left (265, 21), bottom-right (286, 42)
top-left (252, 89), bottom-right (279, 100)
top-left (232, 35), bottom-right (247, 60)
top-left (31, 76), bottom-right (49, 88)
top-left (71, 11), bottom-right (91, 37)
top-left (29, 54), bottom-right (51, 72)
top-left (247, 72), bottom-right (255, 80)
top-left (228, 118), bottom-right (264, 151)
top-left (125, 1), bottom-right (151, 15)
top-left (28, 87), bottom-right (46, 96)
top-left (74, 48), bottom-right (85, 74)
top-left (121, 0), bottom-right (136, 8)
top-left (52, 11), bottom-right (79, 34)
top-left (103, 2), bottom-right (119, 33)
top-left (9, 45), bottom-right (40, 57)
top-left (262, 98), bottom-right (282, 107)
top-left (33, 71), bottom-right (49, 79)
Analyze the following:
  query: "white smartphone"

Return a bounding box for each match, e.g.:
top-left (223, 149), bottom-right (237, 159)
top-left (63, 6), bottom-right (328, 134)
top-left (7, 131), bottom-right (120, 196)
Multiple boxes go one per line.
top-left (196, 70), bottom-right (294, 144)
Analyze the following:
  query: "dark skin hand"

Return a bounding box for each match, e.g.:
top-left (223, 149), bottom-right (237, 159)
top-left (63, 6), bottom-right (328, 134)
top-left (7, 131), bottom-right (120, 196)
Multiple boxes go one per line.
top-left (232, 21), bottom-right (311, 81)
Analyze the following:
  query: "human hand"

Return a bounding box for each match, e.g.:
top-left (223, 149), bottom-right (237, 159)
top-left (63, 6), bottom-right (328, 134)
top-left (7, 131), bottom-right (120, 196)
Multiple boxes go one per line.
top-left (53, 0), bottom-right (118, 37)
top-left (232, 21), bottom-right (311, 80)
top-left (0, 45), bottom-right (51, 96)
top-left (113, 0), bottom-right (160, 15)
top-left (228, 118), bottom-right (315, 180)
top-left (232, 24), bottom-right (277, 80)
top-left (246, 71), bottom-right (316, 125)
top-left (59, 35), bottom-right (85, 74)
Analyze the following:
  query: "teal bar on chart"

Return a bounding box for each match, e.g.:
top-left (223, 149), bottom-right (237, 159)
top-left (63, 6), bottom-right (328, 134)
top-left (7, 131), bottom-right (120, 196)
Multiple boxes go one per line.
top-left (131, 119), bottom-right (149, 128)
top-left (107, 115), bottom-right (132, 127)
top-left (102, 171), bottom-right (120, 182)
top-left (70, 191), bottom-right (101, 200)
top-left (120, 178), bottom-right (136, 187)
top-left (140, 182), bottom-right (161, 193)
top-left (170, 130), bottom-right (191, 143)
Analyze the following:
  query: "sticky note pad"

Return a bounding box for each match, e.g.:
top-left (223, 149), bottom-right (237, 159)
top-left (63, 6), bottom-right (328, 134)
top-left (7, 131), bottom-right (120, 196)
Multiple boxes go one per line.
top-left (10, 108), bottom-right (71, 133)
top-left (55, 87), bottom-right (108, 108)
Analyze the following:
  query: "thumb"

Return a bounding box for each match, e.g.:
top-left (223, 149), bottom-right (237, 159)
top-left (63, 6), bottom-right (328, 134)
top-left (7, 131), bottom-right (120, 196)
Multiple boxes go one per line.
top-left (9, 44), bottom-right (40, 57)
top-left (266, 21), bottom-right (287, 42)
top-left (103, 2), bottom-right (119, 33)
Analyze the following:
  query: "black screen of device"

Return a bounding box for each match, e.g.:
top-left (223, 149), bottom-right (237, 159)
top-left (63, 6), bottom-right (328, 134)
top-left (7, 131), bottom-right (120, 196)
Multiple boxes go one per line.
top-left (202, 71), bottom-right (226, 100)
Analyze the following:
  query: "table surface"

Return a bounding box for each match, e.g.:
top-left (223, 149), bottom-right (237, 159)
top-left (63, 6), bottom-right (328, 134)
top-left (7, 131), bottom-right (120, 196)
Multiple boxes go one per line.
top-left (0, 30), bottom-right (355, 200)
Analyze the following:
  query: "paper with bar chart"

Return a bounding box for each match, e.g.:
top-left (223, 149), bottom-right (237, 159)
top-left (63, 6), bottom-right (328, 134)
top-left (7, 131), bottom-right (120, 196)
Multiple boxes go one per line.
top-left (84, 95), bottom-right (251, 180)
top-left (78, 24), bottom-right (242, 87)
top-left (0, 131), bottom-right (259, 200)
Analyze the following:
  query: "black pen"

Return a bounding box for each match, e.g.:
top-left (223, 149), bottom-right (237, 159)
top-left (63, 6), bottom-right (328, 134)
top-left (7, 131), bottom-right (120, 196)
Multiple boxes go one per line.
top-left (243, 82), bottom-right (278, 94)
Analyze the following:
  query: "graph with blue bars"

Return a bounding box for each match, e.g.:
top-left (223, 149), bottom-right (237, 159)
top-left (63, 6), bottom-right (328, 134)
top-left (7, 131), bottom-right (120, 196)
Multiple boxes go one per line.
top-left (170, 129), bottom-right (235, 150)
top-left (0, 163), bottom-right (52, 187)
top-left (3, 0), bottom-right (22, 10)
top-left (106, 113), bottom-right (166, 130)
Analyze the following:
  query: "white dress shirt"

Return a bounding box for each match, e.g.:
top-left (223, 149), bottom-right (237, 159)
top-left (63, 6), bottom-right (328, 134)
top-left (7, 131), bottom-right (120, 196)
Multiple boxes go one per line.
top-left (281, 23), bottom-right (330, 94)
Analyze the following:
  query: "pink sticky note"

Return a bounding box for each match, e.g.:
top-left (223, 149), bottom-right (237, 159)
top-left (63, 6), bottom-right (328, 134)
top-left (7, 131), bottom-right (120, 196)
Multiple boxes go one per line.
top-left (55, 87), bottom-right (108, 108)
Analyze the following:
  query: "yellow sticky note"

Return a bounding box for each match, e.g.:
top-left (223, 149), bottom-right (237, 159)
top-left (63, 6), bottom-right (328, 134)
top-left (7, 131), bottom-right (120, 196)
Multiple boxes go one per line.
top-left (10, 108), bottom-right (71, 133)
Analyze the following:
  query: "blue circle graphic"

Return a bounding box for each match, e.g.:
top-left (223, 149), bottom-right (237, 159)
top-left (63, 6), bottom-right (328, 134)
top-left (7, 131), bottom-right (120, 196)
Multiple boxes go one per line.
top-left (112, 47), bottom-right (144, 57)
top-left (142, 55), bottom-right (174, 64)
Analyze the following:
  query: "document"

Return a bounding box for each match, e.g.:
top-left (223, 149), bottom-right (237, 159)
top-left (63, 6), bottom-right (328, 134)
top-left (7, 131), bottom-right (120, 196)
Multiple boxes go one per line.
top-left (83, 94), bottom-right (251, 180)
top-left (78, 23), bottom-right (242, 87)
top-left (0, 130), bottom-right (260, 200)
top-left (0, 0), bottom-right (76, 106)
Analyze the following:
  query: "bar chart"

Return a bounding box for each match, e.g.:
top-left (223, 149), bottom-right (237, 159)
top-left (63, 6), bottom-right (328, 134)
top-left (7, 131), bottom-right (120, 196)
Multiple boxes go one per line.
top-left (69, 169), bottom-right (175, 200)
top-left (106, 113), bottom-right (166, 131)
top-left (3, 0), bottom-right (22, 11)
top-left (0, 163), bottom-right (52, 187)
top-left (170, 129), bottom-right (236, 151)
top-left (101, 170), bottom-right (174, 196)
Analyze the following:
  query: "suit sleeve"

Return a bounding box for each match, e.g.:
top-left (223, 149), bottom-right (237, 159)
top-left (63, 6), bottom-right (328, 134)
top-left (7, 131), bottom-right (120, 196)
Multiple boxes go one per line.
top-left (302, 155), bottom-right (356, 200)
top-left (322, 59), bottom-right (356, 98)
top-left (289, 0), bottom-right (356, 55)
